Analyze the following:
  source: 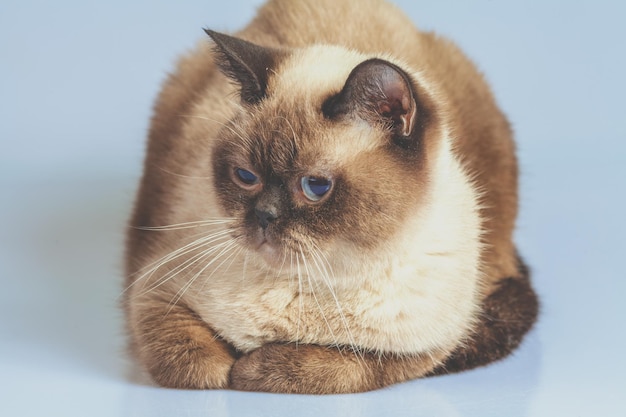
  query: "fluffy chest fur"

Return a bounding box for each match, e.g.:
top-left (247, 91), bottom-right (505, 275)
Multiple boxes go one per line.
top-left (183, 119), bottom-right (483, 355)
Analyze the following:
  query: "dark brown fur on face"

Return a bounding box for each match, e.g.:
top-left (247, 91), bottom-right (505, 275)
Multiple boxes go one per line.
top-left (210, 59), bottom-right (436, 254)
top-left (125, 0), bottom-right (538, 394)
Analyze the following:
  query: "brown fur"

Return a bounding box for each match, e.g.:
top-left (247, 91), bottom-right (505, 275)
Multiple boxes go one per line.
top-left (430, 256), bottom-right (539, 376)
top-left (135, 303), bottom-right (237, 389)
top-left (125, 0), bottom-right (538, 394)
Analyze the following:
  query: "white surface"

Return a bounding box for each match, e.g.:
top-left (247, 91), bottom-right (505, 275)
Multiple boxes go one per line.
top-left (2, 1), bottom-right (625, 416)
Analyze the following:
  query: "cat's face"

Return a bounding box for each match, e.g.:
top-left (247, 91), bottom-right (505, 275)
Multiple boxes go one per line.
top-left (207, 32), bottom-right (441, 270)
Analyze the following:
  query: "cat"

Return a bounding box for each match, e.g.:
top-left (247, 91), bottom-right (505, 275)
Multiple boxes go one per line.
top-left (124, 0), bottom-right (538, 394)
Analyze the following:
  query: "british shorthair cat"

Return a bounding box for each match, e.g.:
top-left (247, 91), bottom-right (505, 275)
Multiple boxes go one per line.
top-left (124, 0), bottom-right (538, 393)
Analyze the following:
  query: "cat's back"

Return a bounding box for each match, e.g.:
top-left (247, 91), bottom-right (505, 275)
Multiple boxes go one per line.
top-left (240, 0), bottom-right (420, 52)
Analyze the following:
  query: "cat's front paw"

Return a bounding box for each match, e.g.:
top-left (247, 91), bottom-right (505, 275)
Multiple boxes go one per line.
top-left (229, 343), bottom-right (376, 394)
top-left (230, 343), bottom-right (294, 393)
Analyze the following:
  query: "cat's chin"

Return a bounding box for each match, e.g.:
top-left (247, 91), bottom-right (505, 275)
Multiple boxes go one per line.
top-left (254, 240), bottom-right (285, 269)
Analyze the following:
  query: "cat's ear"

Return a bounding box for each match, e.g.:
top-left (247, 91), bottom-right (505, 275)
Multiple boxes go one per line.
top-left (204, 29), bottom-right (283, 104)
top-left (323, 59), bottom-right (419, 138)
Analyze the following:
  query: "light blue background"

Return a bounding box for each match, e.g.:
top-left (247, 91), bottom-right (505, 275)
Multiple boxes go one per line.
top-left (1, 1), bottom-right (625, 416)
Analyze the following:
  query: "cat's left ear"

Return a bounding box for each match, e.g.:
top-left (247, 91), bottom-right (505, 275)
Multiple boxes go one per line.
top-left (205, 29), bottom-right (283, 104)
top-left (323, 58), bottom-right (420, 139)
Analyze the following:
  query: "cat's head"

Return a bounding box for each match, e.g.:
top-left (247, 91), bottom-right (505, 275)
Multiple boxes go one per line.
top-left (206, 30), bottom-right (445, 272)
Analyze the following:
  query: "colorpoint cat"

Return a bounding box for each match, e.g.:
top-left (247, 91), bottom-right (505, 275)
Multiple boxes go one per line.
top-left (125, 0), bottom-right (538, 394)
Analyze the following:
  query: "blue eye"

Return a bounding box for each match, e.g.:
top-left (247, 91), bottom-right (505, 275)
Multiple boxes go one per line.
top-left (301, 176), bottom-right (332, 201)
top-left (235, 168), bottom-right (258, 185)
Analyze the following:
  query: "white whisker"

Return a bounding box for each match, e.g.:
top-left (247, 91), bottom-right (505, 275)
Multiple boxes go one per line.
top-left (308, 242), bottom-right (365, 364)
top-left (275, 248), bottom-right (289, 280)
top-left (134, 236), bottom-right (235, 299)
top-left (131, 229), bottom-right (232, 280)
top-left (166, 238), bottom-right (240, 313)
top-left (241, 252), bottom-right (249, 283)
top-left (199, 241), bottom-right (245, 291)
top-left (295, 250), bottom-right (302, 348)
top-left (299, 243), bottom-right (342, 354)
top-left (121, 226), bottom-right (234, 299)
top-left (133, 218), bottom-right (234, 231)
top-left (156, 166), bottom-right (213, 180)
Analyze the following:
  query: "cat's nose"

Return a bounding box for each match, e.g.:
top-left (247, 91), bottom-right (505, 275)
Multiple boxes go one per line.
top-left (255, 207), bottom-right (278, 229)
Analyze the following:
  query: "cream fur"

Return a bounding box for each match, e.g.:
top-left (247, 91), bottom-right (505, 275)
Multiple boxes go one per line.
top-left (128, 44), bottom-right (482, 357)
top-left (182, 136), bottom-right (482, 355)
top-left (172, 47), bottom-right (485, 355)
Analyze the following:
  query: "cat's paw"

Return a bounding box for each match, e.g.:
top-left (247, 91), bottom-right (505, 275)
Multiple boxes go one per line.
top-left (135, 304), bottom-right (239, 390)
top-left (229, 343), bottom-right (375, 394)
top-left (146, 338), bottom-right (237, 389)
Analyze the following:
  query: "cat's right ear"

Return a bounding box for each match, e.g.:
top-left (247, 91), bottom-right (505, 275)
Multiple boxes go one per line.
top-left (205, 29), bottom-right (284, 104)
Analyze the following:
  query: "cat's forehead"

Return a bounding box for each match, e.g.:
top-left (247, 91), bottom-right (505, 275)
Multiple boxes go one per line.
top-left (269, 45), bottom-right (366, 102)
top-left (242, 107), bottom-right (377, 176)
top-left (248, 47), bottom-right (384, 169)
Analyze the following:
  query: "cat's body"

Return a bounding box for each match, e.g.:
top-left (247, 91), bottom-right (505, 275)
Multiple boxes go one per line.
top-left (125, 0), bottom-right (538, 393)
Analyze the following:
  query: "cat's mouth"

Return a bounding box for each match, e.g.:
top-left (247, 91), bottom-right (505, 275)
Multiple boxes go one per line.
top-left (252, 232), bottom-right (284, 267)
